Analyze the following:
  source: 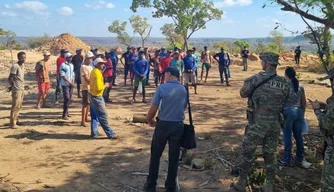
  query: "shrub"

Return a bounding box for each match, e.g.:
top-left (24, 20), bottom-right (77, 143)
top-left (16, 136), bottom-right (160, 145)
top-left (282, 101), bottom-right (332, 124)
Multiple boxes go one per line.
top-left (26, 33), bottom-right (51, 49)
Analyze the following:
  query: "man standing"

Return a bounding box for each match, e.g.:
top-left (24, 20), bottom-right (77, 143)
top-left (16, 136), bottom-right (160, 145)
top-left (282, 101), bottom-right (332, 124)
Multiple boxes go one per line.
top-left (159, 47), bottom-right (167, 60)
top-left (160, 50), bottom-right (173, 84)
top-left (192, 47), bottom-right (200, 83)
top-left (169, 51), bottom-right (184, 82)
top-left (183, 50), bottom-right (197, 94)
top-left (110, 49), bottom-right (118, 86)
top-left (132, 51), bottom-right (149, 103)
top-left (310, 68), bottom-right (334, 192)
top-left (145, 67), bottom-right (187, 192)
top-left (103, 52), bottom-right (113, 103)
top-left (213, 48), bottom-right (231, 86)
top-left (228, 52), bottom-right (290, 192)
top-left (241, 46), bottom-right (250, 71)
top-left (55, 49), bottom-right (67, 104)
top-left (121, 47), bottom-right (131, 86)
top-left (295, 46), bottom-right (301, 66)
top-left (200, 46), bottom-right (211, 83)
top-left (72, 48), bottom-right (83, 98)
top-left (144, 47), bottom-right (151, 85)
top-left (128, 47), bottom-right (139, 88)
top-left (8, 51), bottom-right (26, 129)
top-left (60, 52), bottom-right (75, 120)
top-left (80, 51), bottom-right (94, 127)
top-left (89, 58), bottom-right (118, 139)
top-left (35, 51), bottom-right (51, 109)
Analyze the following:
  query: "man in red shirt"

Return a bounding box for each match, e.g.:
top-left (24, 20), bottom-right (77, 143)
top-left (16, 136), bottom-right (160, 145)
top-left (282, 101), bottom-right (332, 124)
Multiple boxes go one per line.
top-left (159, 50), bottom-right (173, 84)
top-left (55, 49), bottom-right (68, 104)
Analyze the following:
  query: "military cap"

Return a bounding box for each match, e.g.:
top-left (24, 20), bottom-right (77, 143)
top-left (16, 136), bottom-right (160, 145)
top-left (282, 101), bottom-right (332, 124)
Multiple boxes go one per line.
top-left (260, 52), bottom-right (280, 65)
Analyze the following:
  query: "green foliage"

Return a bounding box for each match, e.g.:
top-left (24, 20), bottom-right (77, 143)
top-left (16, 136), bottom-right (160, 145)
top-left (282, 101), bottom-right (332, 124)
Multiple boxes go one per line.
top-left (13, 43), bottom-right (27, 50)
top-left (108, 20), bottom-right (134, 46)
top-left (26, 33), bottom-right (51, 49)
top-left (255, 40), bottom-right (268, 53)
top-left (161, 23), bottom-right (183, 48)
top-left (268, 43), bottom-right (279, 53)
top-left (212, 41), bottom-right (240, 53)
top-left (130, 0), bottom-right (223, 49)
top-left (249, 168), bottom-right (266, 187)
top-left (234, 40), bottom-right (251, 52)
top-left (0, 45), bottom-right (5, 50)
top-left (129, 15), bottom-right (152, 47)
top-left (165, 42), bottom-right (183, 51)
top-left (1, 30), bottom-right (16, 50)
top-left (269, 30), bottom-right (284, 53)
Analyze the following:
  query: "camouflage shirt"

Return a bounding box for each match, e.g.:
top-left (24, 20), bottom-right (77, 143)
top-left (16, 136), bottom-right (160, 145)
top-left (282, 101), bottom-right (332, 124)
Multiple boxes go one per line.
top-left (315, 96), bottom-right (334, 146)
top-left (240, 67), bottom-right (290, 118)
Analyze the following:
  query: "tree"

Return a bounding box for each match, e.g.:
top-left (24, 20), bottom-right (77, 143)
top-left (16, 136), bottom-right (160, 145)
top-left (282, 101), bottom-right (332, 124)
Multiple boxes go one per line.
top-left (130, 0), bottom-right (223, 49)
top-left (129, 15), bottom-right (152, 48)
top-left (108, 20), bottom-right (134, 47)
top-left (269, 30), bottom-right (284, 53)
top-left (27, 33), bottom-right (51, 49)
top-left (0, 30), bottom-right (17, 63)
top-left (234, 40), bottom-right (251, 52)
top-left (255, 40), bottom-right (268, 53)
top-left (160, 23), bottom-right (183, 48)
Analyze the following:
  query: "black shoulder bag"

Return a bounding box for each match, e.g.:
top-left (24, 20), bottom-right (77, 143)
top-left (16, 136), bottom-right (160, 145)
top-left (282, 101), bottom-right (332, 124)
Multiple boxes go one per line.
top-left (181, 85), bottom-right (197, 149)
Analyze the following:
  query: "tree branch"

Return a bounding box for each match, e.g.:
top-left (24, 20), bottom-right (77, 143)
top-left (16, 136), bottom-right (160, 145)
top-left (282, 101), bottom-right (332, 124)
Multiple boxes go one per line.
top-left (187, 19), bottom-right (212, 39)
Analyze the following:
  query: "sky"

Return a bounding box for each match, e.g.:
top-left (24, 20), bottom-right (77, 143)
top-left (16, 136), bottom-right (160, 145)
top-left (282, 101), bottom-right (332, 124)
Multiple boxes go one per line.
top-left (0, 0), bottom-right (317, 38)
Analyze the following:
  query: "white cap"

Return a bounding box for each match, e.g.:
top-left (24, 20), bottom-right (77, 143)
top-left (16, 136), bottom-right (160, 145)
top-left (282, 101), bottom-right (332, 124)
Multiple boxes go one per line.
top-left (85, 51), bottom-right (94, 58)
top-left (65, 52), bottom-right (73, 58)
top-left (94, 58), bottom-right (106, 66)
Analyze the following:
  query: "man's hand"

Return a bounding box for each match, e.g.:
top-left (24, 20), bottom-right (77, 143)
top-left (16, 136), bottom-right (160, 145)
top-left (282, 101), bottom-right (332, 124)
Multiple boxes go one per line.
top-left (311, 101), bottom-right (321, 110)
top-left (105, 82), bottom-right (110, 88)
top-left (147, 119), bottom-right (156, 127)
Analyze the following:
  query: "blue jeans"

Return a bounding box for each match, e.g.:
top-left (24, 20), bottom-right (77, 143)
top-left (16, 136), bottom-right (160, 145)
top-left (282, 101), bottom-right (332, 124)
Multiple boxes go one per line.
top-left (282, 107), bottom-right (304, 161)
top-left (89, 94), bottom-right (116, 137)
top-left (62, 86), bottom-right (72, 118)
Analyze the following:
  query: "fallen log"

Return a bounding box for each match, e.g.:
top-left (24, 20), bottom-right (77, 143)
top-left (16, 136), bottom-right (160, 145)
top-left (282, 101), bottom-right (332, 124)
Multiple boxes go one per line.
top-left (133, 114), bottom-right (148, 123)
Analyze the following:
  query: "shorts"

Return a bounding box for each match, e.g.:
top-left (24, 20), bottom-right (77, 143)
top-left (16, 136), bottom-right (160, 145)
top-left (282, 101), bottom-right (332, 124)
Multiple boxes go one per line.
top-left (154, 70), bottom-right (161, 77)
top-left (82, 90), bottom-right (89, 106)
top-left (38, 81), bottom-right (50, 94)
top-left (134, 77), bottom-right (146, 87)
top-left (202, 63), bottom-right (211, 71)
top-left (183, 72), bottom-right (196, 85)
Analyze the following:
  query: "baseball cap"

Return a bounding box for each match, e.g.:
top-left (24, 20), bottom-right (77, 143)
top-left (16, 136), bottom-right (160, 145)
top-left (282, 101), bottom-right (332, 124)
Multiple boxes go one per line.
top-left (43, 51), bottom-right (51, 56)
top-left (192, 47), bottom-right (197, 50)
top-left (165, 67), bottom-right (180, 78)
top-left (167, 50), bottom-right (172, 53)
top-left (60, 49), bottom-right (68, 54)
top-left (260, 52), bottom-right (280, 65)
top-left (65, 52), bottom-right (73, 58)
top-left (322, 68), bottom-right (334, 80)
top-left (76, 48), bottom-right (82, 52)
top-left (94, 58), bottom-right (107, 66)
top-left (85, 51), bottom-right (94, 58)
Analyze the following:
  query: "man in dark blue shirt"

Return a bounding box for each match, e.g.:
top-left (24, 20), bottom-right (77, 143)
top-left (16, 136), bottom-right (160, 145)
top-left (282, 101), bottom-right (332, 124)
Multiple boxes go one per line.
top-left (213, 48), bottom-right (231, 86)
top-left (132, 51), bottom-right (148, 103)
top-left (128, 47), bottom-right (139, 88)
top-left (121, 47), bottom-right (131, 86)
top-left (110, 49), bottom-right (119, 86)
top-left (183, 50), bottom-right (197, 94)
top-left (145, 67), bottom-right (187, 192)
top-left (159, 47), bottom-right (167, 60)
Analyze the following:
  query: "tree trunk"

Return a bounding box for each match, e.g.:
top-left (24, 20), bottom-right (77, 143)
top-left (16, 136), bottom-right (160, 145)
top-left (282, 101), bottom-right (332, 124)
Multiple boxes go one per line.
top-left (141, 36), bottom-right (145, 48)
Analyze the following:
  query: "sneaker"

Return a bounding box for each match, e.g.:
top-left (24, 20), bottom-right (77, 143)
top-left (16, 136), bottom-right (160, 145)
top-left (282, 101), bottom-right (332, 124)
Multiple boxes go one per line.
top-left (277, 158), bottom-right (293, 167)
top-left (301, 159), bottom-right (312, 169)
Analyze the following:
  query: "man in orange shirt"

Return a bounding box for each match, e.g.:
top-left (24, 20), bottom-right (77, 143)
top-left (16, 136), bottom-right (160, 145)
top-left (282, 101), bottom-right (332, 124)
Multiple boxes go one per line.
top-left (55, 49), bottom-right (68, 104)
top-left (159, 50), bottom-right (173, 84)
top-left (35, 51), bottom-right (51, 109)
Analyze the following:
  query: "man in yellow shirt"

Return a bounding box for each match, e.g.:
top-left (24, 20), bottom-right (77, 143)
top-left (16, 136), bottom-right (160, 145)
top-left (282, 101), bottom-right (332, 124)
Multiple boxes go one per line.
top-left (89, 58), bottom-right (118, 139)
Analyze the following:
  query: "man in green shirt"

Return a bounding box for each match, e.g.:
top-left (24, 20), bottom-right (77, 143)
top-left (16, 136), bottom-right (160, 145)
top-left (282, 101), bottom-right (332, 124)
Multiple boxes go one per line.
top-left (169, 51), bottom-right (184, 82)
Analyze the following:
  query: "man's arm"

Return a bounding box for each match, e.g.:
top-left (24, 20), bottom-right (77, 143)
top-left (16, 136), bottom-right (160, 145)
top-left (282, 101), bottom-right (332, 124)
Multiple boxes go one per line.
top-left (213, 54), bottom-right (219, 63)
top-left (143, 61), bottom-right (149, 77)
top-left (132, 62), bottom-right (140, 77)
top-left (147, 88), bottom-right (161, 126)
top-left (8, 73), bottom-right (14, 85)
top-left (240, 76), bottom-right (257, 98)
top-left (314, 106), bottom-right (334, 132)
top-left (60, 65), bottom-right (73, 85)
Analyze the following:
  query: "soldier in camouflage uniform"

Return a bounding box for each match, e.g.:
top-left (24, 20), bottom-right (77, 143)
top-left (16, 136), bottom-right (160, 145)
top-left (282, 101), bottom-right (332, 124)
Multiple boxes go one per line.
top-left (228, 52), bottom-right (290, 192)
top-left (311, 68), bottom-right (334, 192)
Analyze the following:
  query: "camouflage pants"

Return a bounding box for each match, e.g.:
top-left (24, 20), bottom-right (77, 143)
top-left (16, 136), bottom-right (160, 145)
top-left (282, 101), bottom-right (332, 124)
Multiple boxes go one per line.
top-left (238, 122), bottom-right (280, 182)
top-left (321, 147), bottom-right (334, 192)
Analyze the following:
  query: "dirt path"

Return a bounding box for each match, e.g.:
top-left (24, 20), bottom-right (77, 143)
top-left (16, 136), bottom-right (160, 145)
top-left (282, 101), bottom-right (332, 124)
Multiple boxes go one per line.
top-left (0, 53), bottom-right (330, 192)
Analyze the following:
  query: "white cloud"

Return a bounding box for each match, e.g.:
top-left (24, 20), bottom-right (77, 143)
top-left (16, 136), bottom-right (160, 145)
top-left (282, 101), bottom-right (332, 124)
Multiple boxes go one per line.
top-left (58, 6), bottom-right (73, 16)
top-left (85, 1), bottom-right (115, 10)
top-left (214, 0), bottom-right (252, 8)
top-left (1, 11), bottom-right (17, 17)
top-left (4, 4), bottom-right (11, 8)
top-left (13, 1), bottom-right (48, 13)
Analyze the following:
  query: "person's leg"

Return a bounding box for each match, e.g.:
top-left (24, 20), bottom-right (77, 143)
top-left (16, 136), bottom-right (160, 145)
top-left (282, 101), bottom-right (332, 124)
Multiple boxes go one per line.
top-left (133, 77), bottom-right (139, 101)
top-left (195, 68), bottom-right (198, 83)
top-left (55, 75), bottom-right (61, 103)
top-left (223, 67), bottom-right (230, 85)
top-left (93, 96), bottom-right (116, 137)
top-left (36, 86), bottom-right (42, 108)
top-left (10, 91), bottom-right (19, 127)
top-left (165, 122), bottom-right (184, 191)
top-left (103, 77), bottom-right (112, 102)
top-left (81, 90), bottom-right (88, 126)
top-left (219, 65), bottom-right (224, 84)
top-left (192, 74), bottom-right (197, 94)
top-left (42, 82), bottom-right (50, 107)
top-left (62, 86), bottom-right (70, 118)
top-left (146, 121), bottom-right (168, 189)
top-left (146, 65), bottom-right (150, 85)
top-left (242, 58), bottom-right (246, 71)
top-left (76, 71), bottom-right (82, 98)
top-left (89, 95), bottom-right (100, 137)
top-left (292, 108), bottom-right (305, 162)
top-left (245, 59), bottom-right (248, 71)
top-left (321, 148), bottom-right (334, 192)
top-left (280, 108), bottom-right (297, 164)
top-left (205, 68), bottom-right (209, 83)
top-left (201, 64), bottom-right (204, 81)
top-left (112, 63), bottom-right (117, 85)
top-left (142, 79), bottom-right (146, 102)
top-left (124, 65), bottom-right (129, 86)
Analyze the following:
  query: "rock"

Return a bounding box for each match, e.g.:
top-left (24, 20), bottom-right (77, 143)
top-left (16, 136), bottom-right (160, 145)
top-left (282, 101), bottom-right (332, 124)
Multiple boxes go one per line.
top-left (191, 158), bottom-right (206, 169)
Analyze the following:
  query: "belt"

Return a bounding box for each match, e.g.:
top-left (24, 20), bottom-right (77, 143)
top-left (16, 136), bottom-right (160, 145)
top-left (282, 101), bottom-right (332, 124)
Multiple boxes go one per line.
top-left (284, 107), bottom-right (299, 110)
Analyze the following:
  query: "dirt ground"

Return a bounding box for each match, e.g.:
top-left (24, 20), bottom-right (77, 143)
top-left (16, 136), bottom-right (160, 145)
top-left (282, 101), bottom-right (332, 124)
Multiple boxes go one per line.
top-left (0, 50), bottom-right (330, 192)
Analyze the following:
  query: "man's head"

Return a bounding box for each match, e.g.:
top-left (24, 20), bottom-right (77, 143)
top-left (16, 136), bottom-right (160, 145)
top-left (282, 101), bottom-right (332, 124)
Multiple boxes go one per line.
top-left (322, 68), bottom-right (334, 83)
top-left (76, 48), bottom-right (82, 55)
top-left (144, 47), bottom-right (148, 52)
top-left (186, 50), bottom-right (193, 56)
top-left (60, 49), bottom-right (68, 57)
top-left (138, 51), bottom-right (145, 59)
top-left (167, 50), bottom-right (172, 56)
top-left (85, 51), bottom-right (94, 65)
top-left (131, 47), bottom-right (136, 53)
top-left (297, 45), bottom-right (300, 49)
top-left (221, 48), bottom-right (225, 53)
top-left (127, 47), bottom-right (131, 51)
top-left (164, 67), bottom-right (179, 81)
top-left (161, 47), bottom-right (166, 52)
top-left (260, 52), bottom-right (279, 70)
top-left (192, 47), bottom-right (197, 53)
top-left (17, 51), bottom-right (26, 64)
top-left (243, 46), bottom-right (248, 50)
top-left (43, 51), bottom-right (51, 61)
top-left (174, 47), bottom-right (179, 52)
top-left (204, 46), bottom-right (208, 51)
top-left (173, 51), bottom-right (180, 59)
top-left (65, 52), bottom-right (73, 63)
top-left (137, 47), bottom-right (142, 52)
top-left (94, 58), bottom-right (106, 70)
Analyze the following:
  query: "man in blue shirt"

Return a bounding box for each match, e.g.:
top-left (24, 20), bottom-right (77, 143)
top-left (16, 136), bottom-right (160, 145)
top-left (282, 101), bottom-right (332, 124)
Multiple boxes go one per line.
top-left (60, 52), bottom-right (75, 120)
top-left (213, 48), bottom-right (231, 86)
top-left (110, 49), bottom-right (119, 86)
top-left (128, 47), bottom-right (139, 88)
top-left (183, 50), bottom-right (197, 94)
top-left (192, 47), bottom-right (200, 84)
top-left (159, 47), bottom-right (167, 60)
top-left (145, 67), bottom-right (187, 192)
top-left (132, 51), bottom-right (148, 103)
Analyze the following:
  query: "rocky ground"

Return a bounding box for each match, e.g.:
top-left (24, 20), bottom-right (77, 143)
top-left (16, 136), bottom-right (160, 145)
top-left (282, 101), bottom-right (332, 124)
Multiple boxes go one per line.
top-left (0, 50), bottom-right (330, 192)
